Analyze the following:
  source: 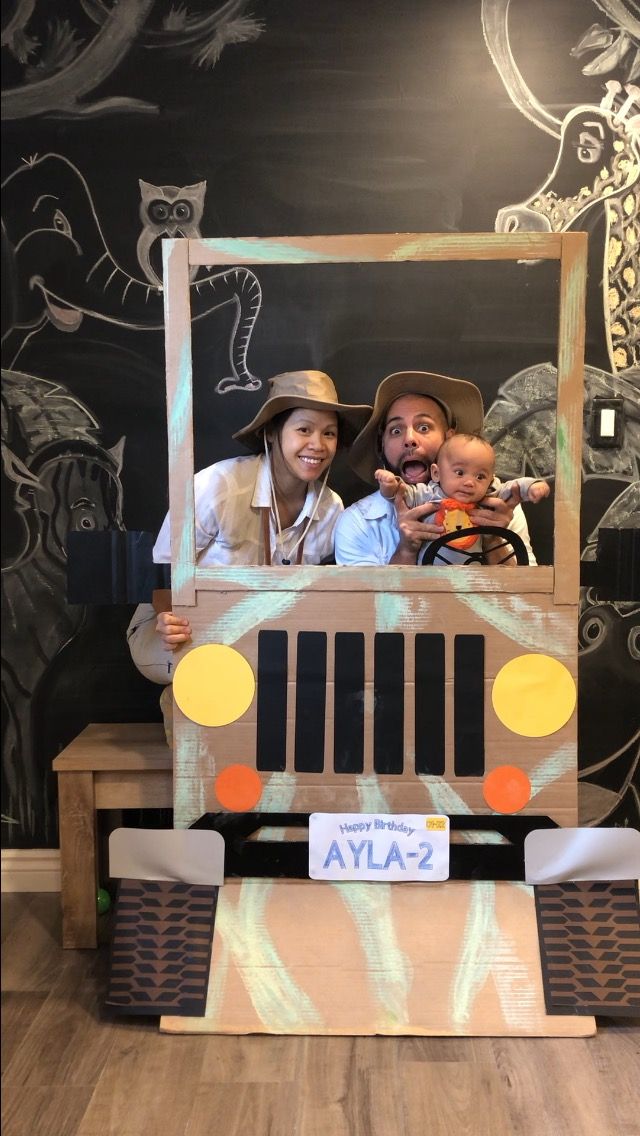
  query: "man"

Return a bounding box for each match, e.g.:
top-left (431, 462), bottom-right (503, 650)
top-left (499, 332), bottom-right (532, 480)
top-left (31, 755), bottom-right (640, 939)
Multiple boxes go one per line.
top-left (334, 371), bottom-right (535, 565)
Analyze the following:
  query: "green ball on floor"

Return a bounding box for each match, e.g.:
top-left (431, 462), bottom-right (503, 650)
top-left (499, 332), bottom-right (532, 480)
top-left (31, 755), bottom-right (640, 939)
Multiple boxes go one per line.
top-left (97, 887), bottom-right (111, 915)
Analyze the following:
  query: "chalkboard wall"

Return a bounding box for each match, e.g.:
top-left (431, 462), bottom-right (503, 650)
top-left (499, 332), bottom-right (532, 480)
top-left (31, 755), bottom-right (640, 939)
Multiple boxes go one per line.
top-left (2, 0), bottom-right (638, 847)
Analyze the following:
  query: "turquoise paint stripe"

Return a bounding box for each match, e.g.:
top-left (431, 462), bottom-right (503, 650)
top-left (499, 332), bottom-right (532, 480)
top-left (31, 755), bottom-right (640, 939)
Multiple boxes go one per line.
top-left (350, 776), bottom-right (413, 1024)
top-left (488, 902), bottom-right (539, 1030)
top-left (167, 339), bottom-right (192, 456)
top-left (455, 593), bottom-right (569, 653)
top-left (200, 566), bottom-right (318, 592)
top-left (258, 771), bottom-right (298, 814)
top-left (529, 742), bottom-right (576, 796)
top-left (556, 417), bottom-right (579, 502)
top-left (173, 719), bottom-right (210, 827)
top-left (423, 781), bottom-right (539, 1028)
top-left (207, 773), bottom-right (325, 1030)
top-left (356, 775), bottom-right (391, 814)
top-left (375, 593), bottom-right (408, 632)
top-left (213, 888), bottom-right (324, 1030)
top-left (336, 882), bottom-right (413, 1027)
top-left (204, 937), bottom-right (230, 1019)
top-left (453, 881), bottom-right (539, 1030)
top-left (168, 337), bottom-right (195, 594)
top-left (254, 771), bottom-right (298, 838)
top-left (375, 594), bottom-right (432, 632)
top-left (420, 778), bottom-right (471, 816)
top-left (391, 236), bottom-right (448, 259)
top-left (200, 237), bottom-right (349, 263)
top-left (172, 558), bottom-right (191, 598)
top-left (215, 592), bottom-right (300, 645)
top-left (218, 772), bottom-right (322, 1031)
top-left (199, 564), bottom-right (537, 593)
top-left (218, 775), bottom-right (323, 1030)
top-left (452, 881), bottom-right (498, 1027)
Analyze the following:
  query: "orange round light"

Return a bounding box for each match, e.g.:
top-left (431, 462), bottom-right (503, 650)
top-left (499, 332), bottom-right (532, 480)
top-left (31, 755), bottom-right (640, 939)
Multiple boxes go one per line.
top-left (214, 765), bottom-right (262, 811)
top-left (483, 765), bottom-right (532, 814)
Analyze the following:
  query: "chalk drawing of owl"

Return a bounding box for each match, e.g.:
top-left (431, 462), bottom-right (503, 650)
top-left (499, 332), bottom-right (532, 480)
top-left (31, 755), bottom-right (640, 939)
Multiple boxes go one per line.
top-left (137, 179), bottom-right (206, 287)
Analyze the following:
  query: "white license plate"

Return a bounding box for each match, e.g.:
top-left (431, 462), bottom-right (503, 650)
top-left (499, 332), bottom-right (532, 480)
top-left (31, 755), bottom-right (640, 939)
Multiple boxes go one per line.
top-left (309, 813), bottom-right (450, 882)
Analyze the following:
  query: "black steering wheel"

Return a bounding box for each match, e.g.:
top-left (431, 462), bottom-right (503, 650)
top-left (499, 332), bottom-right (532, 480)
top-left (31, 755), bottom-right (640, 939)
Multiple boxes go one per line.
top-left (419, 525), bottom-right (530, 566)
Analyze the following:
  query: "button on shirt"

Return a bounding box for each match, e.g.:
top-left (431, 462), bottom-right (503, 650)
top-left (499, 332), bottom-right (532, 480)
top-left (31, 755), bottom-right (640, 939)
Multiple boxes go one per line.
top-left (152, 453), bottom-right (342, 566)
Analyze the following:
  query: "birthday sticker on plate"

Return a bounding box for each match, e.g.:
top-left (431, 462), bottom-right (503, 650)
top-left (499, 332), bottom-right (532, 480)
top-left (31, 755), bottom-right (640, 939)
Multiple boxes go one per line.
top-left (309, 814), bottom-right (450, 882)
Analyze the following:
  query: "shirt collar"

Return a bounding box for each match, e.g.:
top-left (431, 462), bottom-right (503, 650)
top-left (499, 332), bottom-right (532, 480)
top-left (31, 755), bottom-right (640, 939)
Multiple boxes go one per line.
top-left (252, 454), bottom-right (273, 509)
top-left (252, 453), bottom-right (326, 523)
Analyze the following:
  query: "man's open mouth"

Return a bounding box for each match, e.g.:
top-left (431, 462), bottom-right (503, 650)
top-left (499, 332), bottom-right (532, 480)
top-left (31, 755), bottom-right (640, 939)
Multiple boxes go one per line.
top-left (401, 459), bottom-right (428, 482)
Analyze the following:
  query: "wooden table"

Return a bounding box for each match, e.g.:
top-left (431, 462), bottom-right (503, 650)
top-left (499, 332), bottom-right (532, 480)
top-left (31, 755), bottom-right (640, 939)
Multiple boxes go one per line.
top-left (53, 723), bottom-right (172, 948)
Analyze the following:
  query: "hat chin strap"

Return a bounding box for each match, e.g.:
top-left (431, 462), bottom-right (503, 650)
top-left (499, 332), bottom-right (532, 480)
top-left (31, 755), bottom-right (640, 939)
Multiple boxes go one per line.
top-left (263, 433), bottom-right (330, 564)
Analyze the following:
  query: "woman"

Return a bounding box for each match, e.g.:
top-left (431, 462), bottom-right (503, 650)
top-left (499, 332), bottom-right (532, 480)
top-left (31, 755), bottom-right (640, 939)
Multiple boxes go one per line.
top-left (127, 369), bottom-right (370, 684)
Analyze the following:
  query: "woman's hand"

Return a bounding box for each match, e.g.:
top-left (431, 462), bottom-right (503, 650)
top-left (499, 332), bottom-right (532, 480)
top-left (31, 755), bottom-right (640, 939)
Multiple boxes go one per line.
top-left (390, 495), bottom-right (442, 564)
top-left (156, 610), bottom-right (192, 650)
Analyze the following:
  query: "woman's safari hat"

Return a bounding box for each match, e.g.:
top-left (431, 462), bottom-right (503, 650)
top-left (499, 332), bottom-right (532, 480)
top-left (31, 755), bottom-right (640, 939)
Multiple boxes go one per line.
top-left (233, 370), bottom-right (372, 452)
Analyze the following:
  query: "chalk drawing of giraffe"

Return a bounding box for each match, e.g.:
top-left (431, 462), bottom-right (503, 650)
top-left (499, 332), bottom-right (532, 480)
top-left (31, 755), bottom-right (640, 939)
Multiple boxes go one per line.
top-left (495, 80), bottom-right (639, 375)
top-left (482, 1), bottom-right (640, 829)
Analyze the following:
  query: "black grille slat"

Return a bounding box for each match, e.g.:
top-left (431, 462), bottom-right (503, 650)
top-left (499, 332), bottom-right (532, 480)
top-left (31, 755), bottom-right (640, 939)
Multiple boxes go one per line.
top-left (334, 632), bottom-right (365, 773)
top-left (294, 632), bottom-right (327, 772)
top-left (256, 630), bottom-right (288, 771)
top-left (415, 633), bottom-right (445, 774)
top-left (454, 634), bottom-right (485, 776)
top-left (373, 633), bottom-right (404, 774)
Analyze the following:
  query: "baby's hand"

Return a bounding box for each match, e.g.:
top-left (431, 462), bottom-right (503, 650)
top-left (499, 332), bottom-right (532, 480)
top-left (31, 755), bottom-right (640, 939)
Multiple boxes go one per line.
top-left (527, 480), bottom-right (551, 504)
top-left (375, 468), bottom-right (403, 499)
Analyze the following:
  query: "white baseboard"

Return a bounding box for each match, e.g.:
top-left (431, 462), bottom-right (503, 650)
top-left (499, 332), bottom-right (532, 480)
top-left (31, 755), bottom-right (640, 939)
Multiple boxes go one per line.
top-left (1, 849), bottom-right (61, 892)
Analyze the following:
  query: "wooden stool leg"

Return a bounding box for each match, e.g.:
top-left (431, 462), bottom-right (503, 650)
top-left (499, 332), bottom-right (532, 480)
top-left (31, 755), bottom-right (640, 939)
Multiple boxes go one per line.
top-left (57, 772), bottom-right (97, 949)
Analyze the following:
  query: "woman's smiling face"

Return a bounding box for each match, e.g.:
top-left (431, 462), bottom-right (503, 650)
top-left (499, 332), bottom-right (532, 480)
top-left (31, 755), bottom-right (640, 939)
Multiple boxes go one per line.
top-left (269, 407), bottom-right (339, 486)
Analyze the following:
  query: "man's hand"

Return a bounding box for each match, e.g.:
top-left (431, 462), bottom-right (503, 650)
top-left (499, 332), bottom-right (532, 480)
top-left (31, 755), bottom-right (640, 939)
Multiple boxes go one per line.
top-left (470, 492), bottom-right (517, 530)
top-left (156, 610), bottom-right (192, 650)
top-left (471, 493), bottom-right (517, 566)
top-left (390, 495), bottom-right (443, 564)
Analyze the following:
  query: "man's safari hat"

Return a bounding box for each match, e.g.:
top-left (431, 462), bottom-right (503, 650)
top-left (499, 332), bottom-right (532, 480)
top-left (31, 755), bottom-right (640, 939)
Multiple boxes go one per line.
top-left (233, 370), bottom-right (372, 453)
top-left (349, 370), bottom-right (484, 483)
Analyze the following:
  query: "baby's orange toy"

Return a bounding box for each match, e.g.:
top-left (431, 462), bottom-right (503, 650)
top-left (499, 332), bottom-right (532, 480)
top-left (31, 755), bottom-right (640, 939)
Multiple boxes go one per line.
top-left (434, 498), bottom-right (477, 550)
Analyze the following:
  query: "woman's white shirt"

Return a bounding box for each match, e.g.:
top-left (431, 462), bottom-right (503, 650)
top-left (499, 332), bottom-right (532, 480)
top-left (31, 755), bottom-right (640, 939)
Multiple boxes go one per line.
top-left (127, 454), bottom-right (343, 684)
top-left (153, 453), bottom-right (342, 566)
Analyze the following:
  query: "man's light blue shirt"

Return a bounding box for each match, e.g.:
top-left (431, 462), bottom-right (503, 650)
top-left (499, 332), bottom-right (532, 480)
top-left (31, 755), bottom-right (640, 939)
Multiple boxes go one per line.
top-left (334, 490), bottom-right (401, 566)
top-left (334, 489), bottom-right (536, 565)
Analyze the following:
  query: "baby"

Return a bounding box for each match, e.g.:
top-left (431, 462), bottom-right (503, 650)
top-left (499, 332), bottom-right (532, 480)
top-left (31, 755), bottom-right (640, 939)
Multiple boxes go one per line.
top-left (376, 433), bottom-right (550, 556)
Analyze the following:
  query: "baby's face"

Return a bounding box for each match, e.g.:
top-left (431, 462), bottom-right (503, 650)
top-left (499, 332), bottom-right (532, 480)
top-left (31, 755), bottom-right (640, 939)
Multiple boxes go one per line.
top-left (432, 438), bottom-right (495, 503)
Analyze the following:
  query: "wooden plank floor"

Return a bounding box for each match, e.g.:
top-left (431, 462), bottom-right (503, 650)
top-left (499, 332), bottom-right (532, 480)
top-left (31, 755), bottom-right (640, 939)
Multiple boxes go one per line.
top-left (2, 892), bottom-right (639, 1136)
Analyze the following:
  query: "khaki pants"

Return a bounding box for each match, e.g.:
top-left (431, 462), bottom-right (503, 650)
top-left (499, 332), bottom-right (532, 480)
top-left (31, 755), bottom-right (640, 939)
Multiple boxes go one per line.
top-left (159, 684), bottom-right (174, 749)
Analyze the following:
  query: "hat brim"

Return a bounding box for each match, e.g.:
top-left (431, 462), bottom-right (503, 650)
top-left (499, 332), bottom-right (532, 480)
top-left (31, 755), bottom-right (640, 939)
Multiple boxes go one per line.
top-left (233, 395), bottom-right (372, 453)
top-left (349, 371), bottom-right (485, 483)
